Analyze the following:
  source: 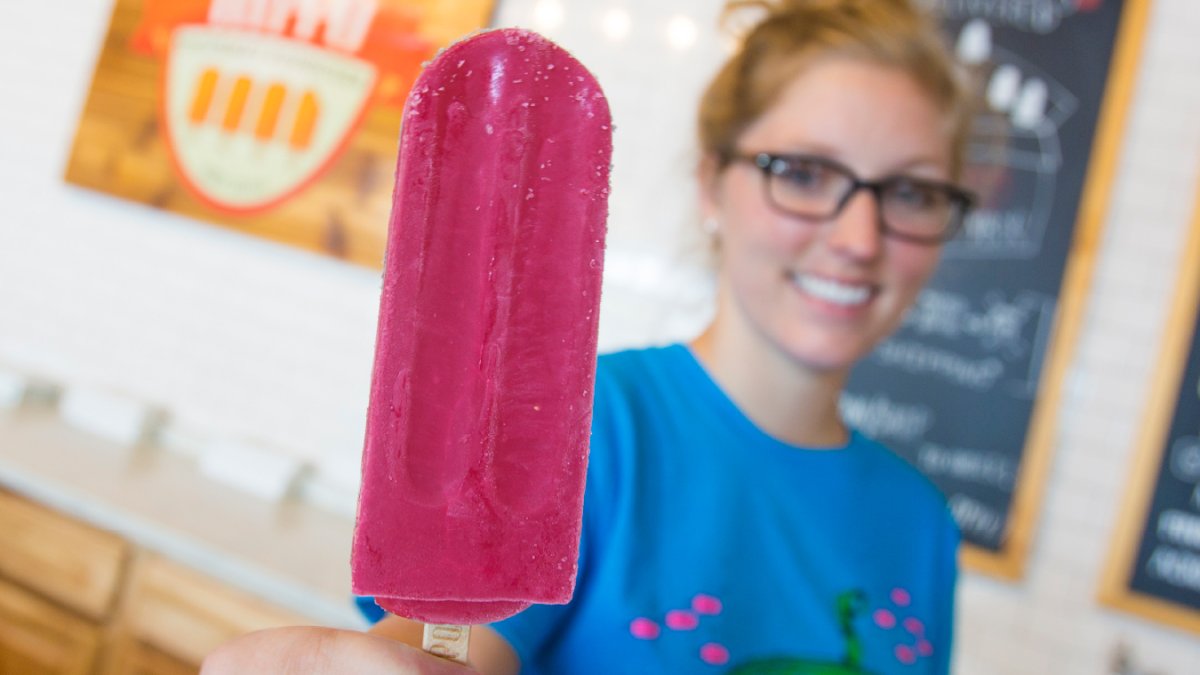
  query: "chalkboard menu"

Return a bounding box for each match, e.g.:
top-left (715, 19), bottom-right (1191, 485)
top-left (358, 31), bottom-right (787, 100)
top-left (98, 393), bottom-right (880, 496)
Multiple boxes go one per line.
top-left (841, 1), bottom-right (1149, 577)
top-left (1101, 216), bottom-right (1200, 636)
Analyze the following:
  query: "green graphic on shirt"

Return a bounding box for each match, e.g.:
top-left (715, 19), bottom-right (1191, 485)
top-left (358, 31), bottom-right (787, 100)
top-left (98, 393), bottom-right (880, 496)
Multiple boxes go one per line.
top-left (727, 590), bottom-right (877, 675)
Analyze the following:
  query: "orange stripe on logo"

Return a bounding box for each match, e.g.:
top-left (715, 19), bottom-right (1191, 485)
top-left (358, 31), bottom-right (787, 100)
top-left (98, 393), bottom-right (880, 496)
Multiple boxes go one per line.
top-left (256, 83), bottom-right (287, 140)
top-left (189, 68), bottom-right (219, 124)
top-left (222, 76), bottom-right (252, 132)
top-left (290, 92), bottom-right (319, 149)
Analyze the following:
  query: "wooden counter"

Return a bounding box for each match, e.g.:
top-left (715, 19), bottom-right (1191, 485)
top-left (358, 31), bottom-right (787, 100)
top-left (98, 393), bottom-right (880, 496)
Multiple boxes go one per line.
top-left (0, 407), bottom-right (365, 672)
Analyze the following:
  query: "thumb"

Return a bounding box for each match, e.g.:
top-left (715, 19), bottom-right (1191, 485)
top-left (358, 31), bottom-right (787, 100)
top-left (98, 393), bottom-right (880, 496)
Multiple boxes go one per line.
top-left (202, 626), bottom-right (477, 675)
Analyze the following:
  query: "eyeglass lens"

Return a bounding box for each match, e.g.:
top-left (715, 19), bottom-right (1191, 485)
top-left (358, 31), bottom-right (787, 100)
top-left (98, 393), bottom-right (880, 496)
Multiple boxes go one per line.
top-left (763, 155), bottom-right (964, 241)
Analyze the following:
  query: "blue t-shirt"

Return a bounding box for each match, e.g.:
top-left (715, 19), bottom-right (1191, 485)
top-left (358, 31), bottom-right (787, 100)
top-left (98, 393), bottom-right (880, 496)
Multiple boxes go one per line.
top-left (490, 344), bottom-right (959, 674)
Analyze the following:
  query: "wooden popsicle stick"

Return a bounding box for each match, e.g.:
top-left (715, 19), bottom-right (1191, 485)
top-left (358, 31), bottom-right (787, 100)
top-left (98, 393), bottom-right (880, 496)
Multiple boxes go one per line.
top-left (422, 623), bottom-right (470, 664)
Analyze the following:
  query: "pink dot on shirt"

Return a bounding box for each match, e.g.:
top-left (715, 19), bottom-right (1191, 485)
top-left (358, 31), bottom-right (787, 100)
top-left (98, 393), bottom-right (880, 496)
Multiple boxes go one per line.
top-left (692, 594), bottom-right (723, 615)
top-left (918, 639), bottom-right (933, 657)
top-left (665, 610), bottom-right (699, 630)
top-left (896, 644), bottom-right (917, 665)
top-left (903, 617), bottom-right (925, 635)
top-left (891, 588), bottom-right (912, 607)
top-left (700, 643), bottom-right (730, 666)
top-left (873, 608), bottom-right (897, 629)
top-left (629, 618), bottom-right (660, 640)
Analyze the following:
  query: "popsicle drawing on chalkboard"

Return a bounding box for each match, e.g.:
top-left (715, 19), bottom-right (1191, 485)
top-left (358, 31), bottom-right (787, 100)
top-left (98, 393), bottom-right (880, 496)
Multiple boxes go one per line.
top-left (951, 18), bottom-right (1078, 261)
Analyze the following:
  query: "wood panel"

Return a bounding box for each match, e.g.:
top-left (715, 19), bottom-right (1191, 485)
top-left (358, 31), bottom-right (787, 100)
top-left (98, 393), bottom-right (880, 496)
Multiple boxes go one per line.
top-left (103, 639), bottom-right (198, 675)
top-left (0, 489), bottom-right (129, 620)
top-left (124, 556), bottom-right (308, 666)
top-left (0, 576), bottom-right (100, 675)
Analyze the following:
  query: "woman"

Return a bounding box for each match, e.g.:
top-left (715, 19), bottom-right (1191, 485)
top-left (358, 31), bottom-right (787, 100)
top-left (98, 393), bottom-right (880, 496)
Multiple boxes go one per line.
top-left (204, 0), bottom-right (976, 672)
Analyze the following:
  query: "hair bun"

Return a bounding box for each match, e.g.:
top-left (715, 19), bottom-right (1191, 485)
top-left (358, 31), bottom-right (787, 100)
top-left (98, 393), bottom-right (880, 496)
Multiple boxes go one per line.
top-left (700, 0), bottom-right (973, 177)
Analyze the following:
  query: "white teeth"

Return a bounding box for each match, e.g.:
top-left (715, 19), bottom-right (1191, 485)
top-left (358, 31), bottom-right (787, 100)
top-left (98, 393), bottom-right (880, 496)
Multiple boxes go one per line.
top-left (793, 274), bottom-right (871, 306)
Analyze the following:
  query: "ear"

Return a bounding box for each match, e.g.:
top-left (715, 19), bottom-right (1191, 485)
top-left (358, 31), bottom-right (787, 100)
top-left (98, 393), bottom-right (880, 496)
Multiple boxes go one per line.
top-left (696, 152), bottom-right (723, 219)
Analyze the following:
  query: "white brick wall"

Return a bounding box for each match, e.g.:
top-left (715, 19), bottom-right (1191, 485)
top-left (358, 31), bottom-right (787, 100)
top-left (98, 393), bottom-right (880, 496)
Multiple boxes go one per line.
top-left (1, 0), bottom-right (1199, 671)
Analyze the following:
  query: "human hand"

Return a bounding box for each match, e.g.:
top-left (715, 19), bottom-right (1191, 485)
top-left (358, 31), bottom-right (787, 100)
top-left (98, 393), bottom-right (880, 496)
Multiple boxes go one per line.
top-left (201, 626), bottom-right (478, 675)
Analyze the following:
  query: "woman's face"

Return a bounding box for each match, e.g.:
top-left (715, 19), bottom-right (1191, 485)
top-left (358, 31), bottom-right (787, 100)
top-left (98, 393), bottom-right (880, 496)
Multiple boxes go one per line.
top-left (702, 58), bottom-right (952, 375)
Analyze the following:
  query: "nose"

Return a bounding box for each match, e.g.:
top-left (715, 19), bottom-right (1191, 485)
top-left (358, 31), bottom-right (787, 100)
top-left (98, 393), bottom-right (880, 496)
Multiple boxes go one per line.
top-left (824, 187), bottom-right (883, 261)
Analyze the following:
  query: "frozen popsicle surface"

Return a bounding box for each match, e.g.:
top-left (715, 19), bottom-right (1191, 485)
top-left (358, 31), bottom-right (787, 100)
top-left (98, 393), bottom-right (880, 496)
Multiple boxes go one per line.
top-left (351, 29), bottom-right (611, 625)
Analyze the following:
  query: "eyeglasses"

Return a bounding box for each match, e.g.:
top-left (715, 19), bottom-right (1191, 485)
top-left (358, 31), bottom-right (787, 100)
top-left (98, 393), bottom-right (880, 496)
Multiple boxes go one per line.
top-left (731, 152), bottom-right (975, 244)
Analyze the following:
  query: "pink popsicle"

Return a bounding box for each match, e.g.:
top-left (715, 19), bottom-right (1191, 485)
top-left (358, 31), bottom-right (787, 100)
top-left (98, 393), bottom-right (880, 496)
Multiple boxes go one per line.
top-left (351, 29), bottom-right (612, 626)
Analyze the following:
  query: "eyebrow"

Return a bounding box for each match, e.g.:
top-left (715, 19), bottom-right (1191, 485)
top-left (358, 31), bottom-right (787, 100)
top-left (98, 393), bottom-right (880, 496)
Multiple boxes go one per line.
top-left (885, 159), bottom-right (950, 179)
top-left (773, 148), bottom-right (950, 180)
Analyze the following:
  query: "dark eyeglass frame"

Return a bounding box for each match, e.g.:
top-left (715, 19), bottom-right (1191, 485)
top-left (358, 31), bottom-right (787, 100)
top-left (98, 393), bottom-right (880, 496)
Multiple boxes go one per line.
top-left (730, 151), bottom-right (976, 245)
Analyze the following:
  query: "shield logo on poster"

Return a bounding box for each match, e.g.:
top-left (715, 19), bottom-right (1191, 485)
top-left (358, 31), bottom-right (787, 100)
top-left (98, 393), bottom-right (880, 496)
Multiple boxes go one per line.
top-left (132, 0), bottom-right (434, 214)
top-left (164, 25), bottom-right (377, 213)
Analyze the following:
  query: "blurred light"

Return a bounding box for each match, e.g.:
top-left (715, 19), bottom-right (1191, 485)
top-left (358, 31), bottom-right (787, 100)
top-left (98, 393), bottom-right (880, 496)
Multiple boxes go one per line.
top-left (665, 15), bottom-right (698, 51)
top-left (601, 8), bottom-right (631, 42)
top-left (532, 0), bottom-right (565, 32)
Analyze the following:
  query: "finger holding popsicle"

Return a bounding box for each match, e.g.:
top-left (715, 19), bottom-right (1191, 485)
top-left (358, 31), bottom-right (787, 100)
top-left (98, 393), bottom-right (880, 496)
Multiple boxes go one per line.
top-left (200, 625), bottom-right (478, 674)
top-left (351, 27), bottom-right (612, 663)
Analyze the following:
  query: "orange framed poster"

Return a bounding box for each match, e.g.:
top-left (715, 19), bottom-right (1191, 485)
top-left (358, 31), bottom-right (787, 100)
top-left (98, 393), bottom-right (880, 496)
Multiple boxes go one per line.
top-left (840, 0), bottom-right (1150, 578)
top-left (1099, 186), bottom-right (1200, 636)
top-left (65, 0), bottom-right (495, 268)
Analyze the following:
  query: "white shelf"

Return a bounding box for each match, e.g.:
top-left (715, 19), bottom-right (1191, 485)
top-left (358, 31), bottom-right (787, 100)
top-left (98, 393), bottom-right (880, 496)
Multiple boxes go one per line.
top-left (0, 407), bottom-right (365, 630)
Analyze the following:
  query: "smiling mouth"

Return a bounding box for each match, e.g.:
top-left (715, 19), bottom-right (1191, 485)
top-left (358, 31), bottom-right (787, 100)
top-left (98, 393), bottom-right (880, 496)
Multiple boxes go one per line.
top-left (789, 273), bottom-right (874, 307)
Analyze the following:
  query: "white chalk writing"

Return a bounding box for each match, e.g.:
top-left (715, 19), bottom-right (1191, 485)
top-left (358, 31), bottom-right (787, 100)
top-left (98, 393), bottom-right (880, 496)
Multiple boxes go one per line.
top-left (873, 340), bottom-right (1005, 391)
top-left (1147, 546), bottom-right (1200, 594)
top-left (904, 289), bottom-right (1045, 360)
top-left (839, 393), bottom-right (933, 443)
top-left (1158, 510), bottom-right (1200, 550)
top-left (949, 494), bottom-right (1005, 541)
top-left (918, 443), bottom-right (1016, 490)
top-left (1170, 437), bottom-right (1200, 484)
top-left (937, 0), bottom-right (1081, 33)
top-left (958, 209), bottom-right (1034, 249)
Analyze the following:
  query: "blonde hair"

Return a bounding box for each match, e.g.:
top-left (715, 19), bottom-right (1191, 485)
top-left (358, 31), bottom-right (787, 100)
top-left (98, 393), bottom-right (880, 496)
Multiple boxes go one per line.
top-left (699, 0), bottom-right (974, 177)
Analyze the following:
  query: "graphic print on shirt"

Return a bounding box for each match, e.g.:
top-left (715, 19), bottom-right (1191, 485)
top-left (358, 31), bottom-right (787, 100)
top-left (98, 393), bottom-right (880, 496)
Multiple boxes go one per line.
top-left (629, 593), bottom-right (731, 666)
top-left (629, 589), bottom-right (936, 672)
